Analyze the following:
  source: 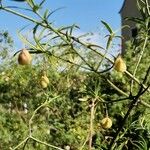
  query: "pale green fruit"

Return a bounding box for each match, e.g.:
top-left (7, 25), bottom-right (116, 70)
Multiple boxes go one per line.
top-left (40, 80), bottom-right (48, 88)
top-left (101, 117), bottom-right (112, 129)
top-left (41, 75), bottom-right (49, 84)
top-left (40, 74), bottom-right (49, 88)
top-left (114, 55), bottom-right (126, 73)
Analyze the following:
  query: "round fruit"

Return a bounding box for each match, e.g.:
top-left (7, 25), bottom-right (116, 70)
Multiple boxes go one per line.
top-left (101, 117), bottom-right (112, 129)
top-left (18, 49), bottom-right (32, 65)
top-left (114, 55), bottom-right (126, 73)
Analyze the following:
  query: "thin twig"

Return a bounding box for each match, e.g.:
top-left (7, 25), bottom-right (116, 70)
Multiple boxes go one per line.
top-left (106, 78), bottom-right (150, 108)
top-left (10, 137), bottom-right (30, 150)
top-left (30, 136), bottom-right (65, 150)
top-left (130, 36), bottom-right (148, 93)
top-left (103, 97), bottom-right (131, 104)
top-left (89, 99), bottom-right (95, 150)
top-left (79, 134), bottom-right (90, 150)
top-left (109, 66), bottom-right (150, 150)
top-left (28, 100), bottom-right (48, 135)
top-left (22, 137), bottom-right (30, 150)
top-left (28, 96), bottom-right (59, 135)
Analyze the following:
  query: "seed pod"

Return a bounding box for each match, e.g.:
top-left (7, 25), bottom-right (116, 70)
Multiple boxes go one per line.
top-left (40, 80), bottom-right (48, 88)
top-left (40, 74), bottom-right (49, 88)
top-left (41, 75), bottom-right (50, 84)
top-left (18, 49), bottom-right (32, 65)
top-left (101, 117), bottom-right (112, 129)
top-left (114, 55), bottom-right (126, 73)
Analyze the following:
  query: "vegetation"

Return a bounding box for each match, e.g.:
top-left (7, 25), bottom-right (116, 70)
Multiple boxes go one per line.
top-left (0, 0), bottom-right (149, 150)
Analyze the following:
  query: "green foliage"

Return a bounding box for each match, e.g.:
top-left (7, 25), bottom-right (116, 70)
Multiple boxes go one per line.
top-left (0, 0), bottom-right (149, 150)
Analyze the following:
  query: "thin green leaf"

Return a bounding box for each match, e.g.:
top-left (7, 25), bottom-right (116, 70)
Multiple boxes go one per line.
top-left (5, 6), bottom-right (32, 12)
top-left (66, 30), bottom-right (71, 42)
top-left (69, 24), bottom-right (79, 36)
top-left (58, 25), bottom-right (79, 32)
top-left (39, 0), bottom-right (46, 7)
top-left (114, 35), bottom-right (122, 39)
top-left (46, 7), bottom-right (66, 20)
top-left (98, 65), bottom-right (113, 73)
top-left (28, 50), bottom-right (45, 54)
top-left (27, 0), bottom-right (34, 8)
top-left (43, 9), bottom-right (49, 19)
top-left (101, 20), bottom-right (113, 34)
top-left (33, 24), bottom-right (39, 35)
top-left (87, 44), bottom-right (105, 51)
top-left (106, 35), bottom-right (113, 50)
top-left (13, 50), bottom-right (22, 56)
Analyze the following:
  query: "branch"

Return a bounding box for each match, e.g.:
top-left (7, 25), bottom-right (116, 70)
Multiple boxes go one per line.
top-left (108, 67), bottom-right (150, 150)
top-left (88, 99), bottom-right (95, 150)
top-left (1, 6), bottom-right (149, 93)
top-left (106, 79), bottom-right (150, 108)
top-left (30, 136), bottom-right (65, 150)
top-left (10, 137), bottom-right (30, 150)
top-left (130, 36), bottom-right (148, 93)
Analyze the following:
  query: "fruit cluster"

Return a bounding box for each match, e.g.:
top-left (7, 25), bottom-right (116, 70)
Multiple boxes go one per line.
top-left (18, 49), bottom-right (49, 88)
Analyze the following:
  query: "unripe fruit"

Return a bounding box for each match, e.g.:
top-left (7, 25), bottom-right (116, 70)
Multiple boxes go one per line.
top-left (40, 80), bottom-right (48, 88)
top-left (40, 74), bottom-right (49, 88)
top-left (114, 55), bottom-right (126, 73)
top-left (101, 117), bottom-right (112, 129)
top-left (18, 49), bottom-right (32, 65)
top-left (41, 75), bottom-right (50, 84)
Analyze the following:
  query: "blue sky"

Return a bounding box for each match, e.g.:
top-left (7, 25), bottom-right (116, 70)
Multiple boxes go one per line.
top-left (47, 0), bottom-right (124, 31)
top-left (0, 0), bottom-right (124, 49)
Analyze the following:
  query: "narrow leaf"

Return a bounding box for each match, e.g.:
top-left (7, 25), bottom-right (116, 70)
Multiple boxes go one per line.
top-left (101, 20), bottom-right (113, 34)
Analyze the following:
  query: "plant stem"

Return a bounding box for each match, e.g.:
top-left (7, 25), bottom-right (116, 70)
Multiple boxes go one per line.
top-left (1, 6), bottom-right (149, 93)
top-left (108, 67), bottom-right (150, 150)
top-left (130, 36), bottom-right (148, 93)
top-left (28, 100), bottom-right (48, 135)
top-left (89, 100), bottom-right (95, 150)
top-left (109, 97), bottom-right (139, 150)
top-left (10, 137), bottom-right (30, 150)
top-left (106, 78), bottom-right (150, 108)
top-left (30, 136), bottom-right (65, 150)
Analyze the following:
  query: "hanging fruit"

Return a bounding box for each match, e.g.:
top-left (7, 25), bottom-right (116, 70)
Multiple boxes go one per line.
top-left (18, 49), bottom-right (32, 65)
top-left (101, 117), bottom-right (112, 129)
top-left (40, 73), bottom-right (49, 88)
top-left (114, 55), bottom-right (126, 73)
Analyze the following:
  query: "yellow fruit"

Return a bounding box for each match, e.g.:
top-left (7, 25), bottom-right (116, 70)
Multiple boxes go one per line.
top-left (101, 117), bottom-right (112, 129)
top-left (40, 80), bottom-right (48, 88)
top-left (114, 55), bottom-right (126, 73)
top-left (40, 74), bottom-right (49, 88)
top-left (41, 75), bottom-right (49, 84)
top-left (18, 49), bottom-right (32, 65)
